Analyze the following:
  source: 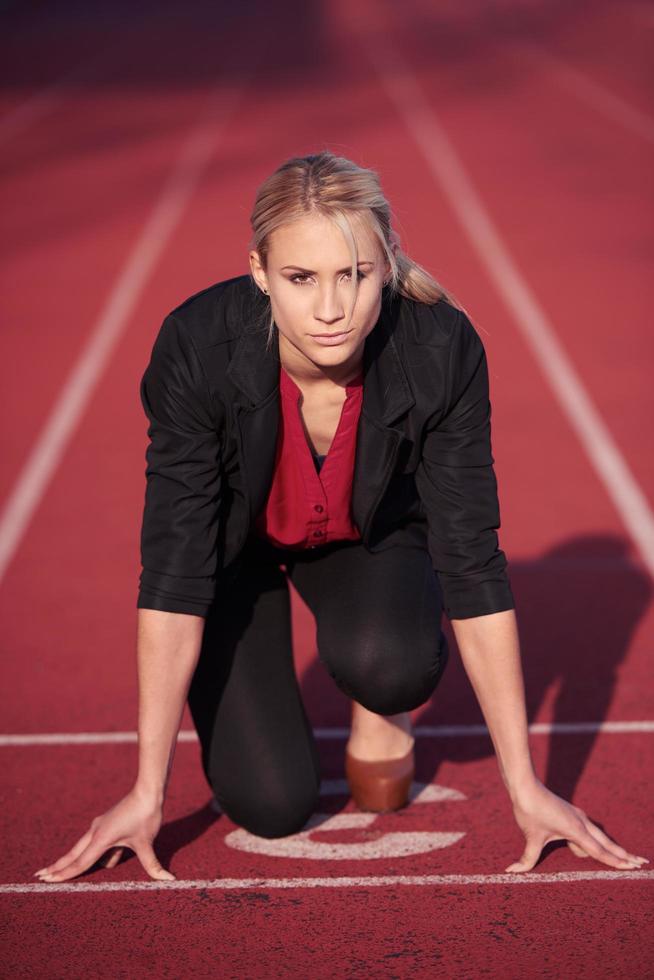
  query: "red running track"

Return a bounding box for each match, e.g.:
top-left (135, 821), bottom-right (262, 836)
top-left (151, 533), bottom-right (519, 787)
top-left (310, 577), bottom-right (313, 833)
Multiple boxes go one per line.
top-left (1, 1), bottom-right (653, 976)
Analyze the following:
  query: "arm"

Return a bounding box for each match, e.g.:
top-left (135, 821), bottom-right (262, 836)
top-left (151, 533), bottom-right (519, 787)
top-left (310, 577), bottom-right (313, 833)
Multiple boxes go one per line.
top-left (35, 612), bottom-right (205, 883)
top-left (135, 313), bottom-right (222, 793)
top-left (137, 314), bottom-right (223, 616)
top-left (451, 608), bottom-right (646, 872)
top-left (34, 315), bottom-right (222, 884)
top-left (416, 307), bottom-right (646, 872)
top-left (450, 608), bottom-right (535, 801)
top-left (414, 307), bottom-right (515, 622)
top-left (135, 608), bottom-right (205, 804)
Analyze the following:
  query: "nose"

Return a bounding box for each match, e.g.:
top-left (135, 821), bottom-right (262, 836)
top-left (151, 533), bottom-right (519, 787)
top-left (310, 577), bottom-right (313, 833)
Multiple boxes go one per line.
top-left (313, 282), bottom-right (346, 325)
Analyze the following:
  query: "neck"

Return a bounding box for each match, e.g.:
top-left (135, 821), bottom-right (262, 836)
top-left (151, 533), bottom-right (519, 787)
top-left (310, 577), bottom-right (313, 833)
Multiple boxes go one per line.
top-left (278, 332), bottom-right (364, 389)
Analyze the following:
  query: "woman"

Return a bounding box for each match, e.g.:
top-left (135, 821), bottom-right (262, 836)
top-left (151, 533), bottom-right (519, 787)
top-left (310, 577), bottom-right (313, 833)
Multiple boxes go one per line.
top-left (34, 151), bottom-right (647, 883)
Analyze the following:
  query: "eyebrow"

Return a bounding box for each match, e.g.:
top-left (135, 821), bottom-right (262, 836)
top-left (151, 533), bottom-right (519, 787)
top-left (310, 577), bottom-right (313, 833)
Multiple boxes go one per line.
top-left (281, 261), bottom-right (375, 274)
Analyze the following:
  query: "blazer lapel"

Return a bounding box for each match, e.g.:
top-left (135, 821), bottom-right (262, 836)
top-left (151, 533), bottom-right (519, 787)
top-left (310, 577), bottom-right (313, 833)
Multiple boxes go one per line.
top-left (226, 319), bottom-right (282, 530)
top-left (226, 288), bottom-right (416, 545)
top-left (352, 293), bottom-right (415, 541)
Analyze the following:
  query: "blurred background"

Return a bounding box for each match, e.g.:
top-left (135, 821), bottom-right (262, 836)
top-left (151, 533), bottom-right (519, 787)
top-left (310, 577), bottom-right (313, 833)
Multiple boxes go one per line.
top-left (2, 1), bottom-right (653, 973)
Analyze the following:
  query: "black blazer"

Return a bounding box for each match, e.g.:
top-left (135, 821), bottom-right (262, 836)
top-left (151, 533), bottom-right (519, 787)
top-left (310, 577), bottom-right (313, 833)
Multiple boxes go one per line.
top-left (136, 274), bottom-right (516, 621)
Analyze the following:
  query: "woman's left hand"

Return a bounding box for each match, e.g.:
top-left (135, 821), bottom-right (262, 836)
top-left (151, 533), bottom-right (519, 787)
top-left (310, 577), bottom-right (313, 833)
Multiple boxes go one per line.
top-left (505, 778), bottom-right (649, 873)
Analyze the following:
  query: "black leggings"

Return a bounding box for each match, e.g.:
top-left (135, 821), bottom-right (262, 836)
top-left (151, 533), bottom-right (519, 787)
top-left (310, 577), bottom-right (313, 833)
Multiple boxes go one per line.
top-left (186, 532), bottom-right (450, 839)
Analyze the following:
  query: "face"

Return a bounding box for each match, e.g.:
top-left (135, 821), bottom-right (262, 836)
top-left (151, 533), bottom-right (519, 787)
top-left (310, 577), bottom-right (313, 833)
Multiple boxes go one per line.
top-left (249, 212), bottom-right (392, 381)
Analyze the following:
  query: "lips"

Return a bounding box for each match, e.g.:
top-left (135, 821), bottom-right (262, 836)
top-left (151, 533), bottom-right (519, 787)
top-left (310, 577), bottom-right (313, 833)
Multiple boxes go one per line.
top-left (309, 331), bottom-right (352, 347)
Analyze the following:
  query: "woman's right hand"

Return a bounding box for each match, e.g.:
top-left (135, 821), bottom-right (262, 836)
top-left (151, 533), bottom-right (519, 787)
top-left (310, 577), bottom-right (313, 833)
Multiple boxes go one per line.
top-left (33, 785), bottom-right (175, 883)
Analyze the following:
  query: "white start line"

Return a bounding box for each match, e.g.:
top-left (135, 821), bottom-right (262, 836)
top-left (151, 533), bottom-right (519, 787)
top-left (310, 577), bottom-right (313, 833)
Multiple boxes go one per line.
top-left (4, 736), bottom-right (652, 893)
top-left (3, 871), bottom-right (653, 895)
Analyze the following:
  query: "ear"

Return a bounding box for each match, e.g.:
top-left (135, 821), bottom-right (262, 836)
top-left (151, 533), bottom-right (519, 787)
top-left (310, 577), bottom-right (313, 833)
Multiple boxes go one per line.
top-left (249, 250), bottom-right (268, 293)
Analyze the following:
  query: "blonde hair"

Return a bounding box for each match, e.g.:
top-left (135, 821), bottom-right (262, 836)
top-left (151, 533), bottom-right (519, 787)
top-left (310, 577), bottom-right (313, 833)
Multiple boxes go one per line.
top-left (248, 150), bottom-right (463, 350)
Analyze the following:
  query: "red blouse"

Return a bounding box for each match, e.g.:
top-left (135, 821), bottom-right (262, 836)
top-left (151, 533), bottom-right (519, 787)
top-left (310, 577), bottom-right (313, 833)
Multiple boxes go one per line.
top-left (253, 366), bottom-right (364, 549)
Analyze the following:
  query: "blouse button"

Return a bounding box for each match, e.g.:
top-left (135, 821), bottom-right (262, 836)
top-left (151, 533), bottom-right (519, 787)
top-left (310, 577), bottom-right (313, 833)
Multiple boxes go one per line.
top-left (313, 504), bottom-right (324, 513)
top-left (313, 529), bottom-right (324, 537)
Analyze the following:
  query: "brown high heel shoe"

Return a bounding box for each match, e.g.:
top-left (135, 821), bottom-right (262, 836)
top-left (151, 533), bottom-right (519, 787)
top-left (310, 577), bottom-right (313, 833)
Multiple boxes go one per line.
top-left (345, 741), bottom-right (415, 813)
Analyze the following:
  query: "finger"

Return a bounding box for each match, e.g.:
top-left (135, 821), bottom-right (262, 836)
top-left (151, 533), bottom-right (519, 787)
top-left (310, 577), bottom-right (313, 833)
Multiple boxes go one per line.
top-left (37, 839), bottom-right (119, 883)
top-left (505, 836), bottom-right (544, 873)
top-left (581, 819), bottom-right (648, 865)
top-left (567, 841), bottom-right (590, 858)
top-left (133, 841), bottom-right (176, 881)
top-left (571, 827), bottom-right (642, 870)
top-left (99, 847), bottom-right (125, 869)
top-left (34, 827), bottom-right (94, 876)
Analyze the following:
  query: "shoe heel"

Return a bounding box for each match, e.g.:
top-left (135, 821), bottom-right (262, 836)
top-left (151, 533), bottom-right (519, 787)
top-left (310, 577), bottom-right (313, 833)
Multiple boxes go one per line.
top-left (345, 744), bottom-right (415, 813)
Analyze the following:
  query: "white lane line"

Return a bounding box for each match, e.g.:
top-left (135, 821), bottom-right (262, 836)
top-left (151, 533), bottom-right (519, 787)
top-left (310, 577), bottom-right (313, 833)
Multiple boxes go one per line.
top-left (2, 721), bottom-right (653, 746)
top-left (0, 85), bottom-right (68, 144)
top-left (0, 78), bottom-right (248, 585)
top-left (361, 30), bottom-right (654, 582)
top-left (318, 721), bottom-right (654, 737)
top-left (3, 870), bottom-right (653, 893)
top-left (509, 41), bottom-right (654, 146)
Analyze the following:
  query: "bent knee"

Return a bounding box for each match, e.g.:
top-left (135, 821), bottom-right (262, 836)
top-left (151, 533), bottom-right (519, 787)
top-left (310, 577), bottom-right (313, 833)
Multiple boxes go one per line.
top-left (330, 630), bottom-right (450, 715)
top-left (213, 777), bottom-right (320, 839)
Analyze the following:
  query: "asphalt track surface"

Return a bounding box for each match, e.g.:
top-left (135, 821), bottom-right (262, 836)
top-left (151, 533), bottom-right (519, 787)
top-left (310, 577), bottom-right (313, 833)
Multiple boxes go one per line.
top-left (1, 1), bottom-right (653, 977)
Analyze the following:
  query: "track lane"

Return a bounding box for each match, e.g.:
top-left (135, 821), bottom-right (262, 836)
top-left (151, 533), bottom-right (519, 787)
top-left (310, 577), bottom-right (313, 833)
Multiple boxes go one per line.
top-left (1, 2), bottom-right (652, 975)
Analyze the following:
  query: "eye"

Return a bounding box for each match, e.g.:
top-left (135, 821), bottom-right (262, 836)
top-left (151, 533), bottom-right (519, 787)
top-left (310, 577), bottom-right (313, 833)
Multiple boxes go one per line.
top-left (288, 271), bottom-right (367, 285)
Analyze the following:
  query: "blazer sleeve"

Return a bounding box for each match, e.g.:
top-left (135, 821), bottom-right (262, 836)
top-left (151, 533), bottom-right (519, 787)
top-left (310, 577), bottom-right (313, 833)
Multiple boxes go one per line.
top-left (137, 314), bottom-right (222, 617)
top-left (414, 309), bottom-right (516, 620)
